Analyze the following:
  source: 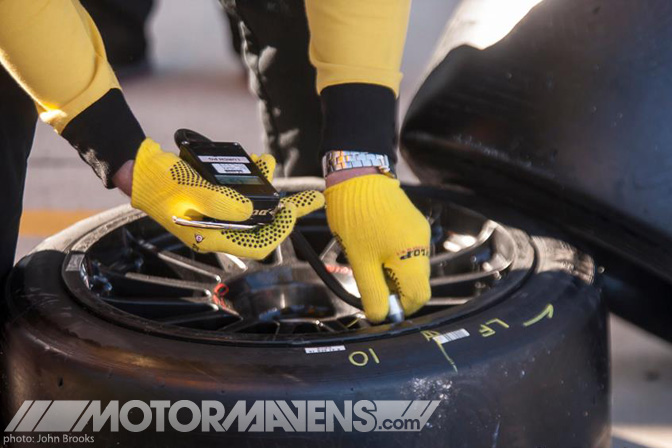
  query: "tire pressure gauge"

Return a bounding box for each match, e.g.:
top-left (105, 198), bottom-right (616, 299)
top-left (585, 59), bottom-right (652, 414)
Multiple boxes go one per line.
top-left (172, 129), bottom-right (280, 230)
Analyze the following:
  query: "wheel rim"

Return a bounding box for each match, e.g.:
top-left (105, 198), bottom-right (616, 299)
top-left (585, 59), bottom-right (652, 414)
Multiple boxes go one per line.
top-left (61, 187), bottom-right (535, 345)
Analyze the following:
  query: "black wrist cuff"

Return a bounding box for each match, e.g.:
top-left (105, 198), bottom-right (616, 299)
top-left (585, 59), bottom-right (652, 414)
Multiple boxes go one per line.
top-left (320, 84), bottom-right (398, 165)
top-left (62, 89), bottom-right (145, 188)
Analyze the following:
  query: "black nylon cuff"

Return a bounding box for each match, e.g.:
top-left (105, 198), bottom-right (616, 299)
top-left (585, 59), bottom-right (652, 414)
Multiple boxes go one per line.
top-left (320, 84), bottom-right (398, 165)
top-left (62, 89), bottom-right (145, 188)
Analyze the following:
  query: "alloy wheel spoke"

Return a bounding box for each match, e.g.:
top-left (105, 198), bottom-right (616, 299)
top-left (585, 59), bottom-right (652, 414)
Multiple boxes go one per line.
top-left (275, 239), bottom-right (298, 264)
top-left (430, 270), bottom-right (500, 287)
top-left (319, 238), bottom-right (342, 264)
top-left (104, 296), bottom-right (215, 306)
top-left (425, 297), bottom-right (471, 306)
top-left (157, 310), bottom-right (230, 326)
top-left (124, 272), bottom-right (214, 293)
top-left (154, 250), bottom-right (223, 281)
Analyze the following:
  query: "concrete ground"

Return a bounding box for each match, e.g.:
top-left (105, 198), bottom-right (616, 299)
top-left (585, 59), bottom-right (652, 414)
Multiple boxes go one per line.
top-left (14, 1), bottom-right (671, 446)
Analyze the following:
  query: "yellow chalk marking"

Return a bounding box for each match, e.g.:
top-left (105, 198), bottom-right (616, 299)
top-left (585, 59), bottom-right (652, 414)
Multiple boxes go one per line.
top-left (19, 210), bottom-right (103, 237)
top-left (421, 330), bottom-right (441, 342)
top-left (349, 351), bottom-right (368, 367)
top-left (479, 318), bottom-right (510, 337)
top-left (523, 304), bottom-right (554, 327)
top-left (348, 349), bottom-right (379, 367)
top-left (433, 340), bottom-right (458, 373)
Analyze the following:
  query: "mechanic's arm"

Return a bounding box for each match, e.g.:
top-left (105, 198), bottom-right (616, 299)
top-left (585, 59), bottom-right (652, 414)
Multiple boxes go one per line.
top-left (305, 0), bottom-right (431, 323)
top-left (0, 0), bottom-right (141, 185)
top-left (0, 0), bottom-right (323, 260)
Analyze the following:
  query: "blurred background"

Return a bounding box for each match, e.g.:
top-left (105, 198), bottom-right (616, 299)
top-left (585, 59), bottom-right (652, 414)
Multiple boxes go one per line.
top-left (14, 1), bottom-right (671, 446)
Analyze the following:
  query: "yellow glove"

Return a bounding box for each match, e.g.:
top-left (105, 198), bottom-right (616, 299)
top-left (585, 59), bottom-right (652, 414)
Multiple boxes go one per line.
top-left (131, 139), bottom-right (324, 259)
top-left (325, 174), bottom-right (431, 323)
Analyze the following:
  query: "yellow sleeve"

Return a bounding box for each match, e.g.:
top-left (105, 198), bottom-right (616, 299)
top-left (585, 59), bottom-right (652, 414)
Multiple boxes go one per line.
top-left (304, 0), bottom-right (412, 97)
top-left (0, 0), bottom-right (120, 133)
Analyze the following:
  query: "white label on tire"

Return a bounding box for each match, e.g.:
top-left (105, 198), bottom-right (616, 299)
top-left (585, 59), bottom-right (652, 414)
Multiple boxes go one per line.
top-left (212, 163), bottom-right (251, 174)
top-left (433, 329), bottom-right (470, 345)
top-left (304, 345), bottom-right (346, 354)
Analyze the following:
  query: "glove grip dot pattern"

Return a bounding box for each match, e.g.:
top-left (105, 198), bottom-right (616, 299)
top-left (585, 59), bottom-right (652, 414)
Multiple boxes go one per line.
top-left (222, 208), bottom-right (294, 249)
top-left (281, 190), bottom-right (318, 209)
top-left (255, 159), bottom-right (272, 180)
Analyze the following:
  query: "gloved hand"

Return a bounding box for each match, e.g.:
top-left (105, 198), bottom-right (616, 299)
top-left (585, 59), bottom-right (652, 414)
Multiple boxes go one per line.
top-left (325, 174), bottom-right (431, 323)
top-left (131, 139), bottom-right (324, 259)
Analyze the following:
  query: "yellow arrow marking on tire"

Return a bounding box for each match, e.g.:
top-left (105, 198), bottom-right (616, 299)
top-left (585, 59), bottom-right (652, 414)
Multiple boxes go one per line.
top-left (523, 304), bottom-right (554, 327)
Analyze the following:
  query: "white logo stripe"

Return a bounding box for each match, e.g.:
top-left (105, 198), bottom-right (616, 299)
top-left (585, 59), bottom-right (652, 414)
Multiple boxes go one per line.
top-left (15, 400), bottom-right (51, 432)
top-left (404, 400), bottom-right (432, 420)
top-left (420, 400), bottom-right (441, 418)
top-left (34, 401), bottom-right (90, 432)
top-left (4, 400), bottom-right (33, 432)
top-left (400, 400), bottom-right (414, 417)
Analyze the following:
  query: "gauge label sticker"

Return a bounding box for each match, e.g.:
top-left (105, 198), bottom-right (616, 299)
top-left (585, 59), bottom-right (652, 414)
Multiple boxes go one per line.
top-left (66, 254), bottom-right (85, 272)
top-left (433, 329), bottom-right (470, 345)
top-left (305, 345), bottom-right (346, 354)
top-left (212, 163), bottom-right (251, 174)
top-left (198, 155), bottom-right (249, 163)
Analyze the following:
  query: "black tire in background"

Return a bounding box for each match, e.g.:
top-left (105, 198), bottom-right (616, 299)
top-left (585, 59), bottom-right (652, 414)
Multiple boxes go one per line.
top-left (2, 184), bottom-right (609, 447)
top-left (401, 0), bottom-right (672, 341)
